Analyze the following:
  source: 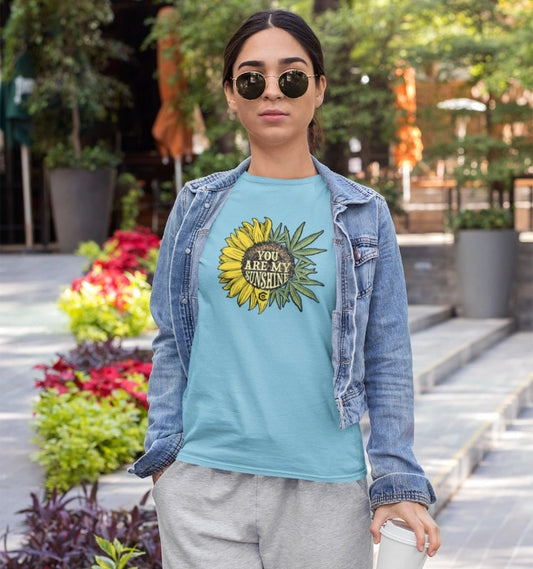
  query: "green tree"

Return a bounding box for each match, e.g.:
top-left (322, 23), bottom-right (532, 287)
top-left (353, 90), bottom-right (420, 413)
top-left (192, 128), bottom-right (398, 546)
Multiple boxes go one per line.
top-left (408, 0), bottom-right (533, 195)
top-left (313, 0), bottom-right (434, 176)
top-left (2, 0), bottom-right (131, 160)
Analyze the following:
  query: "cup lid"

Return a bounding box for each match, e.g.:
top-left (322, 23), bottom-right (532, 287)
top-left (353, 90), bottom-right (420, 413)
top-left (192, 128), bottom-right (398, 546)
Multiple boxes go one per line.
top-left (380, 519), bottom-right (429, 548)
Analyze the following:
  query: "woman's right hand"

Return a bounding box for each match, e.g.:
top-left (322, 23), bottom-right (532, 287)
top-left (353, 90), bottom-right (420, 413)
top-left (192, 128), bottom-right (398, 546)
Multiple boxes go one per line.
top-left (152, 465), bottom-right (171, 485)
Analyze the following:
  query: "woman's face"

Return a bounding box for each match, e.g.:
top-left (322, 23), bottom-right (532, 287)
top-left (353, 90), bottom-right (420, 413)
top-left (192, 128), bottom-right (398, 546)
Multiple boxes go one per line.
top-left (224, 26), bottom-right (326, 152)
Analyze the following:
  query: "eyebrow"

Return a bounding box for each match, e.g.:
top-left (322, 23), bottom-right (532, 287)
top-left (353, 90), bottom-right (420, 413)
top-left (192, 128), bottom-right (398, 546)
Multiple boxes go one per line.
top-left (237, 57), bottom-right (309, 71)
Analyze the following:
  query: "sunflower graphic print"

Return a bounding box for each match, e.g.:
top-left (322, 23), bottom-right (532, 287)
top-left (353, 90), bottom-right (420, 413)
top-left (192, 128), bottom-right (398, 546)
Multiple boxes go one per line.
top-left (218, 217), bottom-right (326, 314)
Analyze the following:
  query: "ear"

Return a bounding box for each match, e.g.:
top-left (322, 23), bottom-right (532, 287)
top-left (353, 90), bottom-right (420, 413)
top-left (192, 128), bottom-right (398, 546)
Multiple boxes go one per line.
top-left (314, 75), bottom-right (327, 109)
top-left (224, 81), bottom-right (238, 112)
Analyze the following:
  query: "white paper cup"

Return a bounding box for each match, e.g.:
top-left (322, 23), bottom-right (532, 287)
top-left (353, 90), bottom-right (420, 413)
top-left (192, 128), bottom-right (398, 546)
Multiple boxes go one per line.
top-left (376, 519), bottom-right (429, 569)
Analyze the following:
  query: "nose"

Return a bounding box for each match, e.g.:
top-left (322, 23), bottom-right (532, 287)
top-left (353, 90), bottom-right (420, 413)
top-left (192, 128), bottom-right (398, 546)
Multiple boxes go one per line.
top-left (262, 75), bottom-right (282, 99)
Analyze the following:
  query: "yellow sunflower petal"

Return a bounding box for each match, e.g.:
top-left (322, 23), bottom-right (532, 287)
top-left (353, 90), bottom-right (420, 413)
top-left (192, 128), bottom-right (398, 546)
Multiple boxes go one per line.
top-left (237, 282), bottom-right (254, 306)
top-left (234, 229), bottom-right (254, 249)
top-left (219, 269), bottom-right (243, 281)
top-left (218, 260), bottom-right (242, 271)
top-left (221, 246), bottom-right (244, 261)
top-left (228, 276), bottom-right (247, 298)
top-left (262, 217), bottom-right (273, 237)
top-left (226, 233), bottom-right (246, 250)
top-left (251, 219), bottom-right (265, 243)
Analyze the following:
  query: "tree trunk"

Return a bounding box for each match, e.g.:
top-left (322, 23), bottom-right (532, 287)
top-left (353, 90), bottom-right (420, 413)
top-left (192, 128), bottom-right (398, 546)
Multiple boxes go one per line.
top-left (71, 99), bottom-right (82, 158)
top-left (322, 140), bottom-right (349, 176)
top-left (313, 0), bottom-right (339, 15)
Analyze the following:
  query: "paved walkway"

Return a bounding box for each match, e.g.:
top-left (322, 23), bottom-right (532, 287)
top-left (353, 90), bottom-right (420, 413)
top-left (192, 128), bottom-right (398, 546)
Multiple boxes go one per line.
top-left (426, 405), bottom-right (533, 569)
top-left (0, 253), bottom-right (151, 550)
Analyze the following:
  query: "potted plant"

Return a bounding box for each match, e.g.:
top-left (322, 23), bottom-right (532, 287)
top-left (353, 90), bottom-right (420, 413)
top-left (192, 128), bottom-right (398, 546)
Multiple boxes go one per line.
top-left (448, 206), bottom-right (519, 318)
top-left (2, 0), bottom-right (131, 252)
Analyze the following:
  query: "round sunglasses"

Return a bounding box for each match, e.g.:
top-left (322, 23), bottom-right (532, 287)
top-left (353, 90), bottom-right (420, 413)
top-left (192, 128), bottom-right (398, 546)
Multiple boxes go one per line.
top-left (232, 69), bottom-right (318, 100)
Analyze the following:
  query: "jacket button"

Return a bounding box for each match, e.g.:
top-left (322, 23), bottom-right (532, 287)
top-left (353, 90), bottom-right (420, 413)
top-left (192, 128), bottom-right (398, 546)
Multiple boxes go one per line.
top-left (185, 248), bottom-right (191, 254)
top-left (204, 202), bottom-right (210, 208)
top-left (181, 298), bottom-right (188, 304)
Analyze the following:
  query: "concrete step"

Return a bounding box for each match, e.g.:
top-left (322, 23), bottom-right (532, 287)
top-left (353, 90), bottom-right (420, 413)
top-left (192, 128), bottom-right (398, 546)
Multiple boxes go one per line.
top-left (408, 304), bottom-right (453, 334)
top-left (413, 331), bottom-right (533, 516)
top-left (411, 317), bottom-right (515, 395)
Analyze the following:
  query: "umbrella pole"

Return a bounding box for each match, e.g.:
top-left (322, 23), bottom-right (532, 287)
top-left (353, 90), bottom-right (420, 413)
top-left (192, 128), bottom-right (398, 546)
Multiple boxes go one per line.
top-left (21, 145), bottom-right (34, 249)
top-left (402, 163), bottom-right (411, 203)
top-left (174, 156), bottom-right (183, 194)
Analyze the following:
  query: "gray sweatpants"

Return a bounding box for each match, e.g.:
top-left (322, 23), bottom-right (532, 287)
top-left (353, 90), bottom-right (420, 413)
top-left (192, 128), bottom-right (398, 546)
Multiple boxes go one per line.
top-left (152, 460), bottom-right (373, 569)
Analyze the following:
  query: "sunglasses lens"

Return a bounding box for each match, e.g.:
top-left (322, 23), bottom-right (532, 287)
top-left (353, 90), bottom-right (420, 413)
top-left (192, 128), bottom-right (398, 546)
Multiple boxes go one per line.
top-left (234, 70), bottom-right (312, 99)
top-left (235, 72), bottom-right (265, 100)
top-left (279, 70), bottom-right (309, 98)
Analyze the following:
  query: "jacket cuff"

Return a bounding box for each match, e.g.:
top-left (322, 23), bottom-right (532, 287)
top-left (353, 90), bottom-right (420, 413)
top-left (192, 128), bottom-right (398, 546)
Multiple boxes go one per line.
top-left (369, 472), bottom-right (436, 511)
top-left (128, 433), bottom-right (183, 478)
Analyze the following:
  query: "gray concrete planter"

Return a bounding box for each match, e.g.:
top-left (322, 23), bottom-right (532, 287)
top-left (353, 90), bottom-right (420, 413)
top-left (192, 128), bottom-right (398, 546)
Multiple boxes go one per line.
top-left (456, 229), bottom-right (519, 318)
top-left (49, 168), bottom-right (116, 253)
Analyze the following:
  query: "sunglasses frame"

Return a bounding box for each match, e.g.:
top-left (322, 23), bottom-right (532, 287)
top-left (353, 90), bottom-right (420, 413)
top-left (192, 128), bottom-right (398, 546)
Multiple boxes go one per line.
top-left (231, 69), bottom-right (319, 100)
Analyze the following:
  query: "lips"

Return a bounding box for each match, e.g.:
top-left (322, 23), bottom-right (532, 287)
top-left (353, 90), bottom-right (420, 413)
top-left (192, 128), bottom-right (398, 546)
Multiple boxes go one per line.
top-left (260, 109), bottom-right (288, 117)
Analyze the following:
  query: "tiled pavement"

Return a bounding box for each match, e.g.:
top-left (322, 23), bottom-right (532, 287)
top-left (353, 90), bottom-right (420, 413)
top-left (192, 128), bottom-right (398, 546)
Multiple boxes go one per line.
top-left (426, 405), bottom-right (533, 569)
top-left (1, 253), bottom-right (533, 568)
top-left (0, 253), bottom-right (152, 550)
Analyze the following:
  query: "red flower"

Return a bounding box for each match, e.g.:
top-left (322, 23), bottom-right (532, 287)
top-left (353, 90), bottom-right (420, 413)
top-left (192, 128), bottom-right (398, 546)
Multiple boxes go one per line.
top-left (34, 358), bottom-right (78, 394)
top-left (35, 356), bottom-right (152, 410)
top-left (90, 227), bottom-right (160, 275)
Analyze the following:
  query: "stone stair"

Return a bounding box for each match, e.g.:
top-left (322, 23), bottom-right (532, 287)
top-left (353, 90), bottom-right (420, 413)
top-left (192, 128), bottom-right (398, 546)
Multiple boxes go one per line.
top-left (405, 306), bottom-right (533, 517)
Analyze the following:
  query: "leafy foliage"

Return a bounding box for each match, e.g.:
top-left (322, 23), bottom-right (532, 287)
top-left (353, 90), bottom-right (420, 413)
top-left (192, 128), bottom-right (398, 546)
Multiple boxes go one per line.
top-left (408, 0), bottom-right (533, 191)
top-left (43, 141), bottom-right (122, 170)
top-left (447, 206), bottom-right (514, 231)
top-left (31, 341), bottom-right (151, 492)
top-left (76, 227), bottom-right (160, 277)
top-left (57, 339), bottom-right (151, 371)
top-left (0, 484), bottom-right (161, 569)
top-left (116, 174), bottom-right (146, 231)
top-left (1, 0), bottom-right (131, 160)
top-left (58, 268), bottom-right (154, 342)
top-left (92, 536), bottom-right (144, 569)
top-left (314, 3), bottom-right (398, 173)
top-left (34, 352), bottom-right (151, 408)
top-left (60, 228), bottom-right (160, 341)
top-left (32, 389), bottom-right (147, 493)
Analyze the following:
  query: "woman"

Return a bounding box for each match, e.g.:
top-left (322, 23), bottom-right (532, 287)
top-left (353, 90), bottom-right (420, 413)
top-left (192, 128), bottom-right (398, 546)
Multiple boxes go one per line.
top-left (132, 9), bottom-right (440, 569)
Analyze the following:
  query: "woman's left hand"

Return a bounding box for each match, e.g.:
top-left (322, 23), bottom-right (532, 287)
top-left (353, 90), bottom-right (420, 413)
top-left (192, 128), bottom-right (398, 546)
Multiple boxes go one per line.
top-left (370, 501), bottom-right (441, 557)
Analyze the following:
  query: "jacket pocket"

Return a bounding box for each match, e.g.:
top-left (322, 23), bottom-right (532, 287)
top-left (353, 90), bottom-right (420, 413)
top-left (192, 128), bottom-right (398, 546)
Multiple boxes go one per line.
top-left (351, 236), bottom-right (378, 298)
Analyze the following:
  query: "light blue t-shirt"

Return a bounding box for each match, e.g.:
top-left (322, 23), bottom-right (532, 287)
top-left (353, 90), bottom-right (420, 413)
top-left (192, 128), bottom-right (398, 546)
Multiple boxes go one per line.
top-left (178, 172), bottom-right (366, 482)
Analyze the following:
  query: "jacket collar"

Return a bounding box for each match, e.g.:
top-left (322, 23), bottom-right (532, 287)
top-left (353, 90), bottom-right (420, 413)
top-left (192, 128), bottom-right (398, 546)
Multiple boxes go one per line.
top-left (189, 156), bottom-right (375, 206)
top-left (311, 156), bottom-right (375, 206)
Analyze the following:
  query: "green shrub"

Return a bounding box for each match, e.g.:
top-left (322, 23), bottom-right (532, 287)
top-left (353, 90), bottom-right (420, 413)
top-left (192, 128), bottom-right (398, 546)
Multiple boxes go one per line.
top-left (92, 536), bottom-right (145, 569)
top-left (44, 141), bottom-right (122, 170)
top-left (447, 206), bottom-right (515, 232)
top-left (58, 269), bottom-right (154, 342)
top-left (32, 389), bottom-right (147, 493)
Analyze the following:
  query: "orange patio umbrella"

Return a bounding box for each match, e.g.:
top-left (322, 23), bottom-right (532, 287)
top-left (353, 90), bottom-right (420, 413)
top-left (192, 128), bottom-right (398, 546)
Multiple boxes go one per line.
top-left (152, 6), bottom-right (193, 192)
top-left (393, 65), bottom-right (423, 202)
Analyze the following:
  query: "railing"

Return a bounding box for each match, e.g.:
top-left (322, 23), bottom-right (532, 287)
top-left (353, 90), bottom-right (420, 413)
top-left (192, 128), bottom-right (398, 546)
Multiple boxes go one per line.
top-left (396, 176), bottom-right (533, 233)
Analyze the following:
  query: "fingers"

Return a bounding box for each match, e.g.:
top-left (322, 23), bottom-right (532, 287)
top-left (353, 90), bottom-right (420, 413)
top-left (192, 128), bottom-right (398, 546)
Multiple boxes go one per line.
top-left (423, 511), bottom-right (441, 557)
top-left (372, 502), bottom-right (441, 557)
top-left (369, 507), bottom-right (388, 544)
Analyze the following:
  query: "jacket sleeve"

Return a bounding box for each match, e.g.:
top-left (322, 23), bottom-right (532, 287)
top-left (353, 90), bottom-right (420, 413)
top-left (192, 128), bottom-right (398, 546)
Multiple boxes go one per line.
top-left (129, 191), bottom-right (189, 478)
top-left (363, 198), bottom-right (436, 510)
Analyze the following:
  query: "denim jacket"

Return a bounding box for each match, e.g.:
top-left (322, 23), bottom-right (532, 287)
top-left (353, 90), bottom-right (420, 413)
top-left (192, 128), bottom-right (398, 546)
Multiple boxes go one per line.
top-left (130, 157), bottom-right (436, 511)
